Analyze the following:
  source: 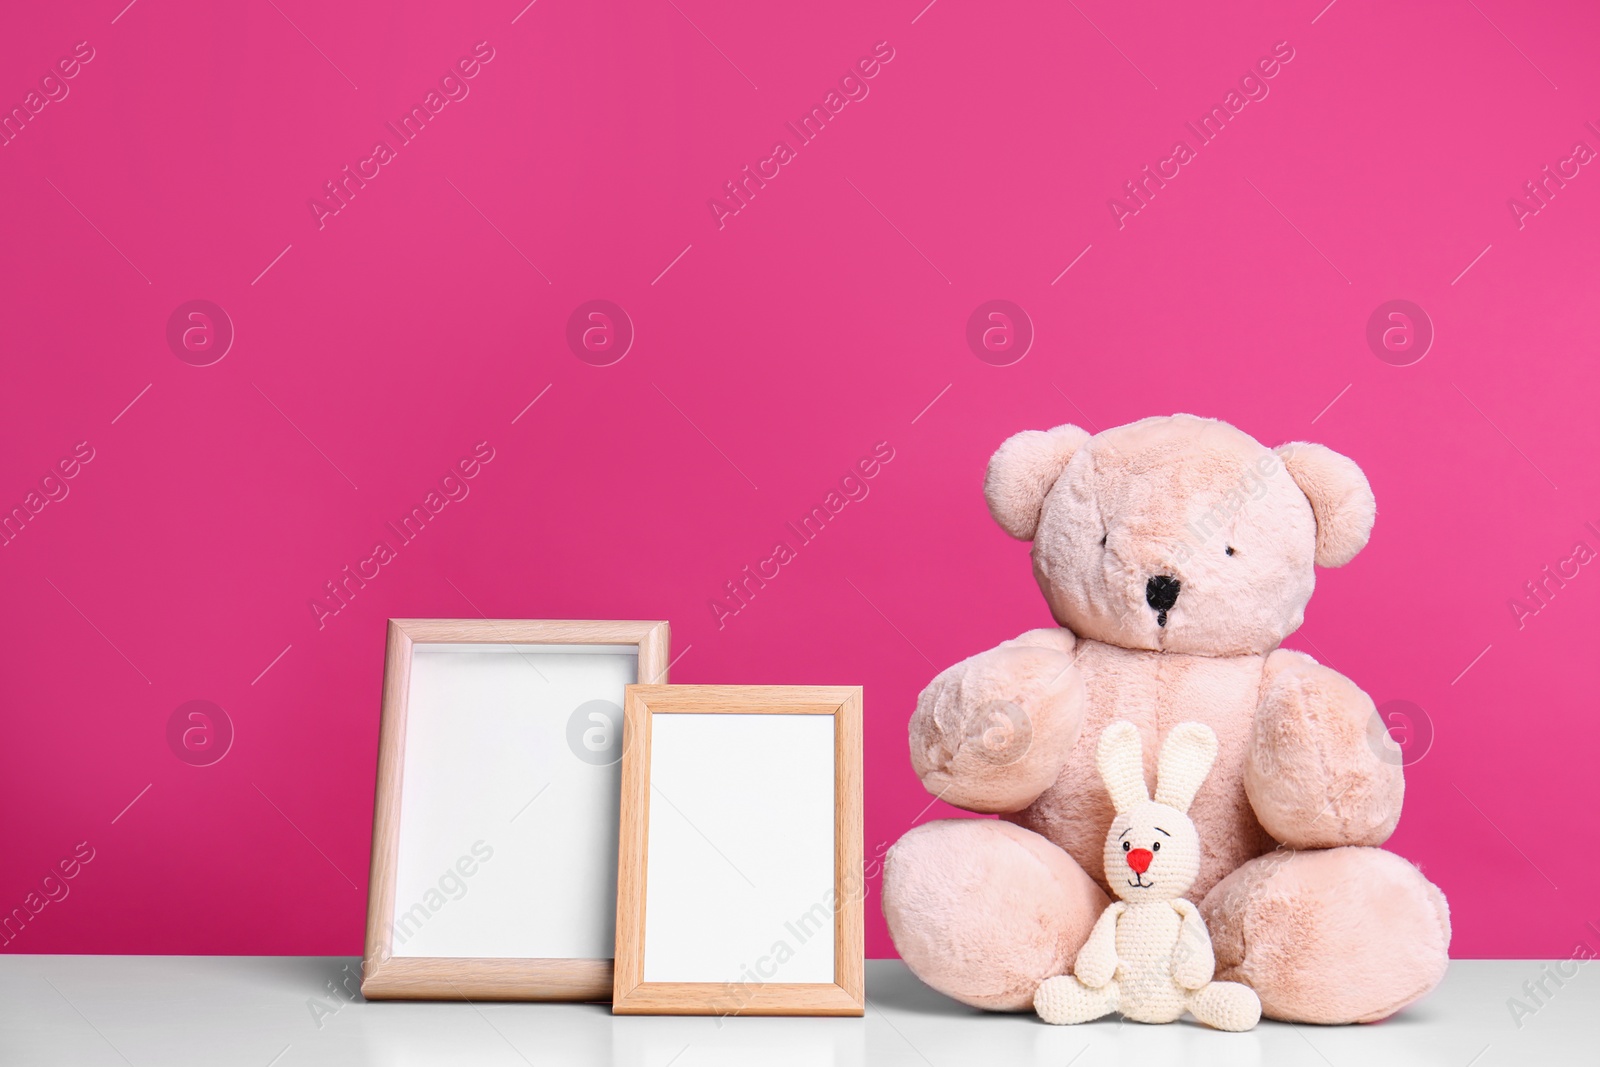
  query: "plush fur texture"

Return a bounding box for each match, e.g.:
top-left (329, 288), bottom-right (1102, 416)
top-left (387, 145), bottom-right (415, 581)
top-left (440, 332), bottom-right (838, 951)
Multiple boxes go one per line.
top-left (1036, 721), bottom-right (1261, 1030)
top-left (1275, 443), bottom-right (1377, 567)
top-left (883, 819), bottom-right (1108, 1010)
top-left (881, 414), bottom-right (1451, 1024)
top-left (909, 628), bottom-right (1085, 813)
top-left (985, 424), bottom-right (1091, 540)
top-left (1246, 649), bottom-right (1404, 848)
top-left (1203, 847), bottom-right (1451, 1023)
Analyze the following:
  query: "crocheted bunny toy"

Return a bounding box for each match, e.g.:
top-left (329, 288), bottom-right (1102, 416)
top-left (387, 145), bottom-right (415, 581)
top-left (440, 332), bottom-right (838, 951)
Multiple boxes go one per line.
top-left (1035, 721), bottom-right (1261, 1030)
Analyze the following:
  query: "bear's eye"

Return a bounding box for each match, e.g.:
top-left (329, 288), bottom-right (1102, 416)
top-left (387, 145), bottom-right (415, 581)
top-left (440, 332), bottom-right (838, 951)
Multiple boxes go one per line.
top-left (1121, 840), bottom-right (1131, 852)
top-left (1225, 546), bottom-right (1236, 556)
top-left (1152, 841), bottom-right (1161, 851)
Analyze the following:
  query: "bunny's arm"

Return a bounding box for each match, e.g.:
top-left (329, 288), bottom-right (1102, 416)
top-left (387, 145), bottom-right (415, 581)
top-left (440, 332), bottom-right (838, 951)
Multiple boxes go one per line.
top-left (1244, 649), bottom-right (1404, 849)
top-left (1170, 899), bottom-right (1215, 990)
top-left (908, 628), bottom-right (1087, 813)
top-left (1073, 902), bottom-right (1125, 989)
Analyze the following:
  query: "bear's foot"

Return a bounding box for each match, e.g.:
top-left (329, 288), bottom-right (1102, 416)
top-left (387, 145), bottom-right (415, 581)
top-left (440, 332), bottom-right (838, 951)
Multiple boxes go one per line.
top-left (882, 819), bottom-right (1109, 1010)
top-left (1200, 846), bottom-right (1450, 1023)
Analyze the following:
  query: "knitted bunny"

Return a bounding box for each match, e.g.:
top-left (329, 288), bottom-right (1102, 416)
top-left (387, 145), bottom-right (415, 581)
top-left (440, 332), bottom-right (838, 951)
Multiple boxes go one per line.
top-left (1034, 721), bottom-right (1261, 1031)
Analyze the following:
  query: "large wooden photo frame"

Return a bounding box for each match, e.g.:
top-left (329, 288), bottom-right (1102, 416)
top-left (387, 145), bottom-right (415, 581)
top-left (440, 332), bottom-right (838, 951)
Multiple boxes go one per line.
top-left (612, 685), bottom-right (864, 1016)
top-left (362, 618), bottom-right (669, 1000)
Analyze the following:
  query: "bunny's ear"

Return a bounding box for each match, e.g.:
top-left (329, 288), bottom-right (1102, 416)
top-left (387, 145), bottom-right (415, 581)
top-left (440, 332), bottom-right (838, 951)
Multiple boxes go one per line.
top-left (1096, 721), bottom-right (1148, 813)
top-left (1153, 723), bottom-right (1218, 813)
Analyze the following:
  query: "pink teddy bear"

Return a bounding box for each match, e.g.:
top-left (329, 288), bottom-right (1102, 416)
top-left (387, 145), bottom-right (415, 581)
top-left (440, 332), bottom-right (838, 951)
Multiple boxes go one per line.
top-left (882, 414), bottom-right (1450, 1024)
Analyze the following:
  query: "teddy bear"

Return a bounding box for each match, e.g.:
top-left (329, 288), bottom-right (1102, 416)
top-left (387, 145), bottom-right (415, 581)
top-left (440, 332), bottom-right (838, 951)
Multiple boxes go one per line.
top-left (881, 414), bottom-right (1450, 1024)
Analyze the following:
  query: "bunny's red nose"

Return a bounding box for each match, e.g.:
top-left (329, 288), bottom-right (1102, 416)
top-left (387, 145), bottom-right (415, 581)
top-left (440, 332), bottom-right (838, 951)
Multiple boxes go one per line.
top-left (1126, 848), bottom-right (1153, 874)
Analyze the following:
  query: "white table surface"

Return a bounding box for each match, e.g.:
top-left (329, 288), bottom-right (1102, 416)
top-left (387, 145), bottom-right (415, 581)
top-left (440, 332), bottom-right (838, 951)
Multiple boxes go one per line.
top-left (1, 956), bottom-right (1593, 1066)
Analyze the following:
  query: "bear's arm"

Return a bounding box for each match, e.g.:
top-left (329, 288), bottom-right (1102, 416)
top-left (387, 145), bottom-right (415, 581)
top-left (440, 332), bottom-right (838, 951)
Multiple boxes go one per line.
top-left (908, 627), bottom-right (1086, 814)
top-left (1244, 648), bottom-right (1404, 849)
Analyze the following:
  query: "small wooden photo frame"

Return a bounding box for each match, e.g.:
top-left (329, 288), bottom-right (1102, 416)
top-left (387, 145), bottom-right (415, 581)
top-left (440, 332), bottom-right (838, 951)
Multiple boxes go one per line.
top-left (613, 685), bottom-right (864, 1016)
top-left (362, 618), bottom-right (668, 1000)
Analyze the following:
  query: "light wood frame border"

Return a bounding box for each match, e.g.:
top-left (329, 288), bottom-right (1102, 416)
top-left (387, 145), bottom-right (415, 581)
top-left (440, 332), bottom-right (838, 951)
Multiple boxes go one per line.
top-left (612, 684), bottom-right (864, 1016)
top-left (361, 618), bottom-right (670, 1000)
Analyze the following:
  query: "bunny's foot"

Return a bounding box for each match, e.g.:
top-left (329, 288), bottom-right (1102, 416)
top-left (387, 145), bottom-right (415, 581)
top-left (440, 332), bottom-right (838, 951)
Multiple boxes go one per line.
top-left (1034, 975), bottom-right (1118, 1024)
top-left (1187, 980), bottom-right (1261, 1031)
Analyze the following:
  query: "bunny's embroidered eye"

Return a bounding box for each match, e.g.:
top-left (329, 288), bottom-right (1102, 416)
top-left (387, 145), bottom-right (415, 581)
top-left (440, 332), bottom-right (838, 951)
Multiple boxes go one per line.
top-left (1101, 534), bottom-right (1108, 547)
top-left (1225, 546), bottom-right (1236, 556)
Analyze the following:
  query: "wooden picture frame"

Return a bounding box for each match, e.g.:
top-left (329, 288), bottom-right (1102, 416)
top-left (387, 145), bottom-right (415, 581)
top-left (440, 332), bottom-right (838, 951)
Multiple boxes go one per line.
top-left (612, 684), bottom-right (864, 1016)
top-left (362, 618), bottom-right (669, 1000)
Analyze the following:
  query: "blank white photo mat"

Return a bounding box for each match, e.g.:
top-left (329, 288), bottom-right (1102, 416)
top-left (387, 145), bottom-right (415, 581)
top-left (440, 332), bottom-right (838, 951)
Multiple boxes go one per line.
top-left (642, 712), bottom-right (836, 984)
top-left (391, 642), bottom-right (635, 959)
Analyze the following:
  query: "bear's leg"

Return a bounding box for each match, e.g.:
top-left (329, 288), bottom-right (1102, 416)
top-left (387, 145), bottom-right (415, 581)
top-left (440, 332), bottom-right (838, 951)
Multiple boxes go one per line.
top-left (1187, 981), bottom-right (1261, 1031)
top-left (1034, 975), bottom-right (1118, 1025)
top-left (1200, 846), bottom-right (1450, 1024)
top-left (882, 819), bottom-right (1110, 1011)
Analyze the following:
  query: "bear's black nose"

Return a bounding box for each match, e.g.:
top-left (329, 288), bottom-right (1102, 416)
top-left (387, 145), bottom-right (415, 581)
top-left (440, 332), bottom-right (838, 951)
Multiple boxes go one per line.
top-left (1145, 575), bottom-right (1181, 614)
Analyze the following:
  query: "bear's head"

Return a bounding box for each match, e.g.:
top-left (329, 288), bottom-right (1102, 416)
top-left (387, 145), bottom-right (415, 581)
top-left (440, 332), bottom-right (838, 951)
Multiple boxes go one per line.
top-left (985, 414), bottom-right (1375, 656)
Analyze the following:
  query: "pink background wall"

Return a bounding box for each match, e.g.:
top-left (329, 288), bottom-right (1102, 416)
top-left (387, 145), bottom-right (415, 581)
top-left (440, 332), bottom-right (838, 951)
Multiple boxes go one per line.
top-left (2, 0), bottom-right (1596, 961)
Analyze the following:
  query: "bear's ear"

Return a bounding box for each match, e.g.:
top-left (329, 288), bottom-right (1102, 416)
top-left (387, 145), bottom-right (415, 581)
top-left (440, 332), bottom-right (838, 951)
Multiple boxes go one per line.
top-left (1275, 442), bottom-right (1376, 567)
top-left (984, 424), bottom-right (1090, 540)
